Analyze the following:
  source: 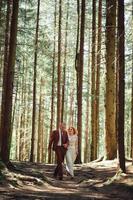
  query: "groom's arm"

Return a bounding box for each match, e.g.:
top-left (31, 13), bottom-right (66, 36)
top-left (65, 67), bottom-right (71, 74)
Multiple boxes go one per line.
top-left (63, 131), bottom-right (69, 149)
top-left (48, 131), bottom-right (55, 150)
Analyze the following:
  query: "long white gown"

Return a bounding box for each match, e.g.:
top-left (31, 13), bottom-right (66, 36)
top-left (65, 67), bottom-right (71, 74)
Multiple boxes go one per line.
top-left (65, 134), bottom-right (78, 177)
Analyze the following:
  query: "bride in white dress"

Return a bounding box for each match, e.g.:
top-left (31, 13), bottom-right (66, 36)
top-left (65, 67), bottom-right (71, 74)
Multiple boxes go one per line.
top-left (65, 127), bottom-right (78, 178)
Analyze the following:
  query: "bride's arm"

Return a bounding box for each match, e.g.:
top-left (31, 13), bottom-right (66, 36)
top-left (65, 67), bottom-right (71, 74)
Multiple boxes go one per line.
top-left (75, 136), bottom-right (78, 155)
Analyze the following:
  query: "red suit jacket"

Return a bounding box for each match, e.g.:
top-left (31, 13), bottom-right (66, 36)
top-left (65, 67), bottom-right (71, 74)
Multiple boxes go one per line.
top-left (49, 129), bottom-right (69, 151)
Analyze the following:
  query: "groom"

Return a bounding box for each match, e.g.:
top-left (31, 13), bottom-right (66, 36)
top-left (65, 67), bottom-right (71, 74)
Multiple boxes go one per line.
top-left (48, 122), bottom-right (69, 180)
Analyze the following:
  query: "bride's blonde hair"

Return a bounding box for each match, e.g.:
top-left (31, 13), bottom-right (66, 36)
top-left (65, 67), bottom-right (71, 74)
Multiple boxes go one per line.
top-left (68, 126), bottom-right (78, 135)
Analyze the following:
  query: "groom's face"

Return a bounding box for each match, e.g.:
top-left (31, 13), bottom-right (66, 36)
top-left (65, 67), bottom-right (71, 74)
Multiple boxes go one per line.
top-left (60, 123), bottom-right (66, 131)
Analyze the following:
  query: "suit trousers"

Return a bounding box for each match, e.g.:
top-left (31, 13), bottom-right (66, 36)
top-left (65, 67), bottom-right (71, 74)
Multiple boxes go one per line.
top-left (54, 146), bottom-right (66, 179)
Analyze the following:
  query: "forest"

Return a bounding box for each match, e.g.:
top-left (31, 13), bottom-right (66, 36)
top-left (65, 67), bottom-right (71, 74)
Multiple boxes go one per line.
top-left (0, 0), bottom-right (133, 199)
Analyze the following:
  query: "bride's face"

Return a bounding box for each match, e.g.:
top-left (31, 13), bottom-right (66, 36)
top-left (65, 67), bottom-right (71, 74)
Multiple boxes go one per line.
top-left (68, 127), bottom-right (74, 135)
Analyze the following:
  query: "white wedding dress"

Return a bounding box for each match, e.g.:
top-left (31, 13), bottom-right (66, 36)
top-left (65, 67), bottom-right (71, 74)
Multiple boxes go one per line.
top-left (65, 134), bottom-right (78, 177)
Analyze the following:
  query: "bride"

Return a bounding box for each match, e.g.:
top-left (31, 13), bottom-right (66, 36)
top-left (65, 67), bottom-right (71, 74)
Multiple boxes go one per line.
top-left (65, 126), bottom-right (78, 178)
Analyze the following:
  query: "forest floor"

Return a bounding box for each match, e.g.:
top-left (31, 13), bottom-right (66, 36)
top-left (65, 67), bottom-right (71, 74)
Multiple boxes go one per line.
top-left (0, 160), bottom-right (133, 200)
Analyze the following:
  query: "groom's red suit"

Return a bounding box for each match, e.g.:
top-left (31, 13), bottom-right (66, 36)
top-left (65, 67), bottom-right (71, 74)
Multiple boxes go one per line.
top-left (48, 129), bottom-right (69, 180)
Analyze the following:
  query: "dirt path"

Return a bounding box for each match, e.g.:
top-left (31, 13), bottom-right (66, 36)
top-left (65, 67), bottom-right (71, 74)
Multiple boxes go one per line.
top-left (0, 161), bottom-right (133, 199)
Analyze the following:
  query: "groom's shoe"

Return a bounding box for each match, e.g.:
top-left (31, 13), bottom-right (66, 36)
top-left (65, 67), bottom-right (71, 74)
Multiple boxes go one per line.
top-left (53, 174), bottom-right (57, 179)
top-left (58, 177), bottom-right (63, 180)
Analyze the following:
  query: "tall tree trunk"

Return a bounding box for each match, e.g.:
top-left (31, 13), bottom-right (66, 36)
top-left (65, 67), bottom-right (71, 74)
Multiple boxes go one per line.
top-left (41, 126), bottom-right (44, 162)
top-left (43, 128), bottom-right (48, 163)
top-left (105, 0), bottom-right (117, 160)
top-left (15, 112), bottom-right (20, 160)
top-left (37, 78), bottom-right (43, 163)
top-left (15, 79), bottom-right (22, 161)
top-left (131, 0), bottom-right (133, 164)
top-left (57, 0), bottom-right (62, 128)
top-left (30, 0), bottom-right (40, 162)
top-left (0, 0), bottom-right (19, 164)
top-left (76, 0), bottom-right (85, 164)
top-left (26, 78), bottom-right (32, 160)
top-left (91, 0), bottom-right (96, 161)
top-left (19, 111), bottom-right (25, 161)
top-left (19, 67), bottom-right (25, 161)
top-left (48, 0), bottom-right (57, 163)
top-left (0, 0), bottom-right (12, 152)
top-left (0, 0), bottom-right (4, 40)
top-left (75, 0), bottom-right (80, 132)
top-left (95, 0), bottom-right (102, 158)
top-left (75, 0), bottom-right (80, 70)
top-left (69, 75), bottom-right (75, 126)
top-left (117, 0), bottom-right (126, 173)
top-left (11, 70), bottom-right (19, 132)
top-left (61, 0), bottom-right (69, 123)
top-left (84, 88), bottom-right (90, 163)
top-left (0, 0), bottom-right (2, 16)
top-left (84, 38), bottom-right (91, 163)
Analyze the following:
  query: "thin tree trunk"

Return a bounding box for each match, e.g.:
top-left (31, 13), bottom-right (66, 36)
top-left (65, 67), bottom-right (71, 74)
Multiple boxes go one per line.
top-left (75, 0), bottom-right (80, 132)
top-left (69, 76), bottom-right (75, 126)
top-left (0, 0), bottom-right (19, 164)
top-left (48, 0), bottom-right (57, 163)
top-left (26, 78), bottom-right (32, 160)
top-left (91, 0), bottom-right (96, 161)
top-left (131, 0), bottom-right (133, 164)
top-left (11, 72), bottom-right (19, 132)
top-left (105, 0), bottom-right (117, 160)
top-left (76, 0), bottom-right (85, 164)
top-left (75, 0), bottom-right (80, 71)
top-left (117, 0), bottom-right (126, 173)
top-left (30, 0), bottom-right (40, 162)
top-left (84, 90), bottom-right (89, 163)
top-left (57, 0), bottom-right (62, 128)
top-left (15, 112), bottom-right (20, 160)
top-left (43, 128), bottom-right (47, 163)
top-left (0, 0), bottom-right (2, 16)
top-left (15, 79), bottom-right (22, 161)
top-left (22, 58), bottom-right (28, 161)
top-left (19, 111), bottom-right (25, 161)
top-left (61, 0), bottom-right (69, 123)
top-left (41, 126), bottom-right (44, 162)
top-left (19, 65), bottom-right (25, 161)
top-left (0, 0), bottom-right (12, 152)
top-left (84, 38), bottom-right (90, 163)
top-left (0, 0), bottom-right (4, 39)
top-left (37, 85), bottom-right (42, 163)
top-left (37, 78), bottom-right (43, 163)
top-left (41, 93), bottom-right (45, 163)
top-left (95, 0), bottom-right (102, 158)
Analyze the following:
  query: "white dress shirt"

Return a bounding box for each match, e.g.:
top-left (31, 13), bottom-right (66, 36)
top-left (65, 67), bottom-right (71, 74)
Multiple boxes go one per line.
top-left (57, 128), bottom-right (62, 146)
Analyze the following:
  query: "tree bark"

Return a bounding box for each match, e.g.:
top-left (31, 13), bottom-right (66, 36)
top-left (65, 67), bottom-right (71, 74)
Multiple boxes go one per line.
top-left (131, 0), bottom-right (133, 164)
top-left (37, 79), bottom-right (43, 163)
top-left (48, 0), bottom-right (57, 163)
top-left (69, 75), bottom-right (75, 126)
top-left (105, 0), bottom-right (117, 160)
top-left (30, 0), bottom-right (40, 162)
top-left (117, 0), bottom-right (126, 173)
top-left (76, 0), bottom-right (85, 164)
top-left (0, 0), bottom-right (19, 163)
top-left (61, 0), bottom-right (69, 123)
top-left (57, 0), bottom-right (62, 128)
top-left (75, 0), bottom-right (80, 131)
top-left (84, 37), bottom-right (91, 163)
top-left (91, 0), bottom-right (96, 161)
top-left (0, 0), bottom-right (12, 152)
top-left (95, 0), bottom-right (102, 159)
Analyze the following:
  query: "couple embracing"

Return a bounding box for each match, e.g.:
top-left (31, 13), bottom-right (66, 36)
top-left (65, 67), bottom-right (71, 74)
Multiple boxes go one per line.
top-left (48, 122), bottom-right (78, 180)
